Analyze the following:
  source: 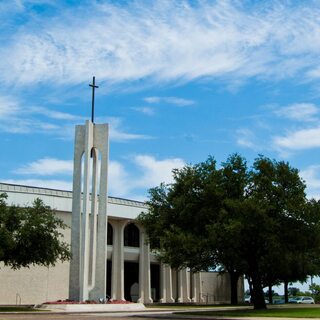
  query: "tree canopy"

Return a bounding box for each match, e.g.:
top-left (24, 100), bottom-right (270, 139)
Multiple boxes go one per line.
top-left (137, 154), bottom-right (320, 310)
top-left (0, 193), bottom-right (71, 269)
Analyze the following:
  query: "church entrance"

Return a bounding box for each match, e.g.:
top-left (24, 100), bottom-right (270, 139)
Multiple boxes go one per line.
top-left (124, 261), bottom-right (139, 302)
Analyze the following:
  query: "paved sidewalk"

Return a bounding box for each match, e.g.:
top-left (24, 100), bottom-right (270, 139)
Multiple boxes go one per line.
top-left (0, 305), bottom-right (320, 320)
top-left (0, 314), bottom-right (318, 320)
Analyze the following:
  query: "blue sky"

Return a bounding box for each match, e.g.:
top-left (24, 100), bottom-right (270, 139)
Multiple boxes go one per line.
top-left (2, 0), bottom-right (320, 203)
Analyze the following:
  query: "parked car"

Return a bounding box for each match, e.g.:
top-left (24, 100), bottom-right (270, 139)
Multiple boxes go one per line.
top-left (244, 296), bottom-right (269, 304)
top-left (273, 298), bottom-right (285, 304)
top-left (289, 296), bottom-right (315, 304)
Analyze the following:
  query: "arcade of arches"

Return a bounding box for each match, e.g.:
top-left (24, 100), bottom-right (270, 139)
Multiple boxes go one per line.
top-left (106, 220), bottom-right (203, 303)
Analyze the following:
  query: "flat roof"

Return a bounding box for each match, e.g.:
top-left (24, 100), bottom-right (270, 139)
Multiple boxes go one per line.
top-left (0, 182), bottom-right (148, 214)
top-left (0, 182), bottom-right (148, 219)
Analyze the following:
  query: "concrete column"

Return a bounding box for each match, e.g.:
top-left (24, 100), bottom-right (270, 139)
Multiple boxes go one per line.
top-left (160, 264), bottom-right (174, 303)
top-left (190, 272), bottom-right (204, 303)
top-left (69, 125), bottom-right (85, 301)
top-left (177, 269), bottom-right (191, 303)
top-left (90, 124), bottom-right (109, 301)
top-left (177, 270), bottom-right (183, 303)
top-left (110, 221), bottom-right (118, 301)
top-left (88, 148), bottom-right (98, 290)
top-left (138, 231), bottom-right (145, 303)
top-left (197, 273), bottom-right (205, 303)
top-left (111, 220), bottom-right (126, 301)
top-left (191, 272), bottom-right (197, 302)
top-left (143, 241), bottom-right (153, 303)
top-left (138, 232), bottom-right (152, 304)
top-left (160, 263), bottom-right (166, 303)
top-left (166, 266), bottom-right (174, 303)
top-left (80, 121), bottom-right (94, 301)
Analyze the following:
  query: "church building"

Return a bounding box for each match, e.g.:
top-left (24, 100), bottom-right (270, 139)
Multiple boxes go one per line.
top-left (0, 182), bottom-right (243, 305)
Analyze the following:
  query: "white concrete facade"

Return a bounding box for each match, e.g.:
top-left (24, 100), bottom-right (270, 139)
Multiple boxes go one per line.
top-left (0, 182), bottom-right (243, 305)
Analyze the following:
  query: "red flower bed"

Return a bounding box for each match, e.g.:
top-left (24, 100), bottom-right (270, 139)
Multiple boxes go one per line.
top-left (44, 299), bottom-right (133, 304)
top-left (44, 300), bottom-right (96, 304)
top-left (108, 300), bottom-right (133, 304)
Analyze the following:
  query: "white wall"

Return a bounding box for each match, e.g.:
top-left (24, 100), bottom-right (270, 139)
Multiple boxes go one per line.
top-left (0, 211), bottom-right (71, 305)
top-left (201, 272), bottom-right (244, 304)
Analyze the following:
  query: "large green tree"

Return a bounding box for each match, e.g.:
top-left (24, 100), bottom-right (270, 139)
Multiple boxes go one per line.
top-left (139, 157), bottom-right (220, 271)
top-left (0, 193), bottom-right (71, 269)
top-left (248, 158), bottom-right (320, 305)
top-left (138, 154), bottom-right (320, 310)
top-left (138, 155), bottom-right (246, 305)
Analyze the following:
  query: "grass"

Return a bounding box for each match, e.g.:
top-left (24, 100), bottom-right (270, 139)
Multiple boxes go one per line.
top-left (0, 306), bottom-right (41, 312)
top-left (180, 306), bottom-right (320, 318)
top-left (147, 303), bottom-right (245, 310)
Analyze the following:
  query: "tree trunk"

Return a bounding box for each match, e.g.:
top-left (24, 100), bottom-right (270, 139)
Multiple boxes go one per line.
top-left (250, 271), bottom-right (266, 310)
top-left (229, 271), bottom-right (239, 305)
top-left (268, 283), bottom-right (273, 304)
top-left (284, 280), bottom-right (289, 303)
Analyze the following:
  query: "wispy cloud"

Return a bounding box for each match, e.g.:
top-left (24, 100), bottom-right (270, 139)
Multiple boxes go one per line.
top-left (2, 2), bottom-right (320, 87)
top-left (9, 154), bottom-right (186, 200)
top-left (273, 127), bottom-right (320, 151)
top-left (14, 158), bottom-right (73, 175)
top-left (133, 155), bottom-right (186, 188)
top-left (108, 160), bottom-right (132, 198)
top-left (274, 103), bottom-right (318, 122)
top-left (131, 107), bottom-right (155, 116)
top-left (0, 117), bottom-right (60, 134)
top-left (236, 128), bottom-right (257, 150)
top-left (108, 155), bottom-right (186, 199)
top-left (0, 95), bottom-right (80, 134)
top-left (236, 103), bottom-right (320, 155)
top-left (144, 96), bottom-right (195, 106)
top-left (0, 96), bottom-right (150, 141)
top-left (30, 106), bottom-right (82, 121)
top-left (300, 165), bottom-right (320, 199)
top-left (106, 117), bottom-right (152, 142)
top-left (0, 96), bottom-right (20, 118)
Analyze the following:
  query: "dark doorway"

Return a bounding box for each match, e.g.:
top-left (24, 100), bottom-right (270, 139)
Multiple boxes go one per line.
top-left (107, 260), bottom-right (112, 299)
top-left (151, 263), bottom-right (160, 302)
top-left (124, 261), bottom-right (139, 301)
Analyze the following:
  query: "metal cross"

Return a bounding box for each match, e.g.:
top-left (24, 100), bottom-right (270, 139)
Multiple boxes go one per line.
top-left (89, 76), bottom-right (99, 123)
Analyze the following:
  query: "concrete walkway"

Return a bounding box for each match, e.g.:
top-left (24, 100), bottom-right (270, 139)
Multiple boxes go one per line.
top-left (0, 305), bottom-right (319, 320)
top-left (0, 314), bottom-right (317, 320)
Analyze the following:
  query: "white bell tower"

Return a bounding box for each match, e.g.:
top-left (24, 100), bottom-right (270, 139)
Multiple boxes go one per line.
top-left (69, 77), bottom-right (109, 301)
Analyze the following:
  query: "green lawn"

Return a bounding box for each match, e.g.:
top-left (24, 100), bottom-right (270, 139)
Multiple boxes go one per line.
top-left (0, 306), bottom-right (41, 312)
top-left (180, 306), bottom-right (320, 318)
top-left (147, 304), bottom-right (236, 309)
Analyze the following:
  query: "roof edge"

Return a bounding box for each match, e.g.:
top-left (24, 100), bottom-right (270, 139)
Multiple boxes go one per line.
top-left (0, 182), bottom-right (148, 208)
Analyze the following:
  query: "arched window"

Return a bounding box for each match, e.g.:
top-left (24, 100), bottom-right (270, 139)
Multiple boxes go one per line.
top-left (124, 223), bottom-right (140, 247)
top-left (107, 223), bottom-right (113, 245)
